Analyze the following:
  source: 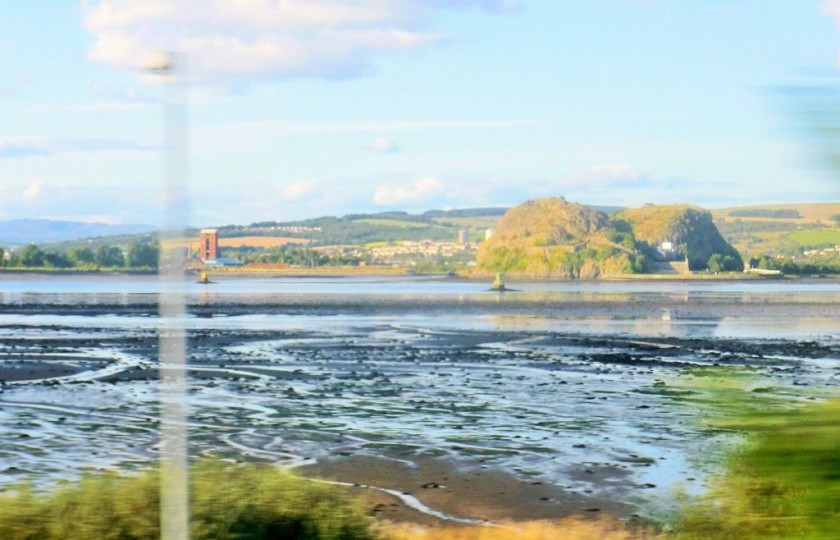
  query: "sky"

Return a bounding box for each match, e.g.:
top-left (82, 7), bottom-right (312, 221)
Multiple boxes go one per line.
top-left (1, 0), bottom-right (840, 227)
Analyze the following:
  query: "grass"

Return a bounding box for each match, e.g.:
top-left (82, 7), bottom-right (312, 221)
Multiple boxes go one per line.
top-left (0, 459), bottom-right (378, 540)
top-left (668, 368), bottom-right (840, 540)
top-left (675, 399), bottom-right (840, 539)
top-left (384, 518), bottom-right (661, 540)
top-left (784, 228), bottom-right (840, 246)
top-left (0, 461), bottom-right (661, 540)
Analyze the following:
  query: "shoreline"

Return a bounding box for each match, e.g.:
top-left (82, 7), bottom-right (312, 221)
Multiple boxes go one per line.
top-left (2, 267), bottom-right (837, 283)
top-left (296, 453), bottom-right (638, 527)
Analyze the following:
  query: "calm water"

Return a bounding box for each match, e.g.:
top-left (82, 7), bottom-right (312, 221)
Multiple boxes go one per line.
top-left (1, 274), bottom-right (838, 517)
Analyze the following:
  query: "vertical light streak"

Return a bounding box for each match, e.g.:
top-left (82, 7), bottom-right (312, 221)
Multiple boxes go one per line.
top-left (156, 52), bottom-right (190, 540)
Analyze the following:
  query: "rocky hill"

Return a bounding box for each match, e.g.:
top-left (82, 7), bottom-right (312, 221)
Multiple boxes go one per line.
top-left (611, 205), bottom-right (743, 271)
top-left (477, 198), bottom-right (742, 278)
top-left (476, 198), bottom-right (643, 278)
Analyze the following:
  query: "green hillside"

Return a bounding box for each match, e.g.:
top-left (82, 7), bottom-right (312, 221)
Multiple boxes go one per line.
top-left (477, 198), bottom-right (741, 278)
top-left (711, 202), bottom-right (840, 257)
top-left (476, 198), bottom-right (642, 278)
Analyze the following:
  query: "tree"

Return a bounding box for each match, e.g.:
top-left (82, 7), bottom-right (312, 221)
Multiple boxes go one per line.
top-left (68, 247), bottom-right (96, 266)
top-left (127, 241), bottom-right (159, 269)
top-left (19, 244), bottom-right (45, 267)
top-left (707, 253), bottom-right (724, 272)
top-left (709, 253), bottom-right (743, 272)
top-left (489, 246), bottom-right (524, 274)
top-left (44, 252), bottom-right (73, 268)
top-left (96, 245), bottom-right (124, 268)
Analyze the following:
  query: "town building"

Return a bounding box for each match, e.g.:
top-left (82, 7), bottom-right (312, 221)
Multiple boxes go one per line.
top-left (457, 228), bottom-right (470, 245)
top-left (198, 229), bottom-right (219, 261)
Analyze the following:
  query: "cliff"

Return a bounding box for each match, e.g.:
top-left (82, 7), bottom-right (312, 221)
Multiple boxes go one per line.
top-left (611, 205), bottom-right (743, 271)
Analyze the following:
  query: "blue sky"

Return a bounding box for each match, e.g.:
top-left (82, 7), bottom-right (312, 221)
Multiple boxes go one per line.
top-left (1, 0), bottom-right (839, 226)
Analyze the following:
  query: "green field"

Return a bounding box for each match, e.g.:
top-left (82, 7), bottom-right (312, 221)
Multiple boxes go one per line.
top-left (785, 228), bottom-right (840, 246)
top-left (431, 216), bottom-right (502, 229)
top-left (352, 219), bottom-right (428, 229)
top-left (712, 202), bottom-right (840, 224)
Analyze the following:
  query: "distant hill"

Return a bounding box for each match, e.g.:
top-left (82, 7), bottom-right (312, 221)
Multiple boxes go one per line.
top-left (0, 220), bottom-right (156, 246)
top-left (711, 202), bottom-right (840, 224)
top-left (218, 207), bottom-right (515, 246)
top-left (710, 202), bottom-right (840, 257)
top-left (214, 205), bottom-right (629, 247)
top-left (477, 198), bottom-right (741, 278)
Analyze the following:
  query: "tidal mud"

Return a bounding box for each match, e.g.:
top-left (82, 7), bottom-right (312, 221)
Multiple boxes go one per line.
top-left (0, 278), bottom-right (838, 523)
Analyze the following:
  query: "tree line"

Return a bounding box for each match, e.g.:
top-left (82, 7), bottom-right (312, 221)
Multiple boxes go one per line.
top-left (226, 246), bottom-right (362, 266)
top-left (0, 241), bottom-right (159, 270)
top-left (749, 254), bottom-right (840, 275)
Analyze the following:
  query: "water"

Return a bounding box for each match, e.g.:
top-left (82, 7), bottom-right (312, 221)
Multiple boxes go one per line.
top-left (1, 274), bottom-right (838, 518)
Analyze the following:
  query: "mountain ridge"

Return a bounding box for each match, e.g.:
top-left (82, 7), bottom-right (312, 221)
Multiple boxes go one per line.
top-left (0, 219), bottom-right (155, 246)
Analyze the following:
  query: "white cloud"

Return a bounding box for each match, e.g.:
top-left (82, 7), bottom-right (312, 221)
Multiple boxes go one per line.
top-left (23, 179), bottom-right (45, 202)
top-left (82, 0), bottom-right (520, 84)
top-left (90, 82), bottom-right (159, 103)
top-left (374, 175), bottom-right (444, 205)
top-left (282, 178), bottom-right (322, 201)
top-left (565, 164), bottom-right (645, 187)
top-left (201, 119), bottom-right (528, 146)
top-left (0, 136), bottom-right (152, 158)
top-left (823, 0), bottom-right (840, 25)
top-left (586, 164), bottom-right (643, 182)
top-left (370, 137), bottom-right (400, 153)
top-left (0, 137), bottom-right (50, 158)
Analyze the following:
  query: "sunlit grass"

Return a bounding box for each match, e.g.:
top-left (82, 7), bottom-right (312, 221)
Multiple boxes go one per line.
top-left (671, 367), bottom-right (840, 540)
top-left (0, 459), bottom-right (378, 540)
top-left (383, 517), bottom-right (661, 540)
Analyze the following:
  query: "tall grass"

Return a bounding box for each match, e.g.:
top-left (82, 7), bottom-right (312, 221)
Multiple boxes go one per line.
top-left (669, 367), bottom-right (840, 540)
top-left (0, 459), bottom-right (378, 540)
top-left (675, 399), bottom-right (840, 539)
top-left (384, 518), bottom-right (661, 540)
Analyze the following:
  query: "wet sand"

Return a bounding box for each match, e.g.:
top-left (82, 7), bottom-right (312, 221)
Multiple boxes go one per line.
top-left (1, 281), bottom-right (837, 524)
top-left (298, 453), bottom-right (636, 526)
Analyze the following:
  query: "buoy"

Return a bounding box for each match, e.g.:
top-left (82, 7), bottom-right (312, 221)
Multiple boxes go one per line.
top-left (199, 272), bottom-right (209, 284)
top-left (490, 271), bottom-right (508, 291)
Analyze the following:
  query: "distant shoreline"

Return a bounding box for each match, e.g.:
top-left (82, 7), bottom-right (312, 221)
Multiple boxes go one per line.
top-left (198, 266), bottom-right (810, 282)
top-left (0, 268), bottom-right (156, 275)
top-left (2, 265), bottom-right (838, 282)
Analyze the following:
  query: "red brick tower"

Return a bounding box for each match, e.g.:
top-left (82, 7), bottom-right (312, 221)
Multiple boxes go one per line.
top-left (198, 229), bottom-right (219, 261)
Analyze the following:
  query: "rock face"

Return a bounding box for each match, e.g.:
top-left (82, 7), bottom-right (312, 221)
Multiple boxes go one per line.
top-left (611, 205), bottom-right (743, 271)
top-left (482, 198), bottom-right (607, 248)
top-left (476, 198), bottom-right (640, 278)
top-left (476, 198), bottom-right (742, 278)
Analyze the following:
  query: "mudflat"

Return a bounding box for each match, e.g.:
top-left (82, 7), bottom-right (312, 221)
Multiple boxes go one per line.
top-left (1, 276), bottom-right (838, 524)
